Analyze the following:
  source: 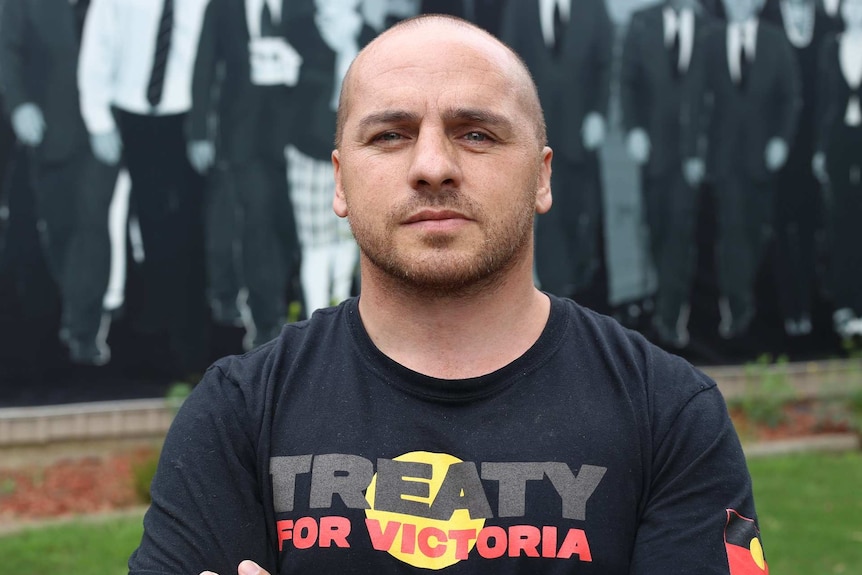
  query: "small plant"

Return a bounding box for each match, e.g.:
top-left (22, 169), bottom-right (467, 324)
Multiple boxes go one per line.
top-left (736, 354), bottom-right (795, 428)
top-left (812, 399), bottom-right (856, 433)
top-left (131, 451), bottom-right (160, 505)
top-left (0, 477), bottom-right (17, 496)
top-left (841, 336), bottom-right (862, 360)
top-left (165, 381), bottom-right (193, 414)
top-left (845, 388), bottom-right (862, 434)
top-left (288, 300), bottom-right (304, 323)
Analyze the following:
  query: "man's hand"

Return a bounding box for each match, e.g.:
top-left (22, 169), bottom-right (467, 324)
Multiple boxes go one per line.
top-left (11, 103), bottom-right (46, 147)
top-left (626, 128), bottom-right (651, 165)
top-left (582, 112), bottom-right (606, 151)
top-left (188, 140), bottom-right (216, 174)
top-left (683, 157), bottom-right (706, 187)
top-left (90, 130), bottom-right (122, 165)
top-left (201, 559), bottom-right (270, 575)
top-left (812, 152), bottom-right (828, 184)
top-left (765, 137), bottom-right (789, 172)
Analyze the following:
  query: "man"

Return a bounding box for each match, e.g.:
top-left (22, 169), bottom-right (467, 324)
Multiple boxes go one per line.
top-left (0, 0), bottom-right (117, 365)
top-left (684, 0), bottom-right (801, 339)
top-left (621, 0), bottom-right (712, 349)
top-left (129, 15), bottom-right (765, 575)
top-left (187, 0), bottom-right (302, 349)
top-left (499, 0), bottom-right (613, 304)
top-left (78, 0), bottom-right (211, 374)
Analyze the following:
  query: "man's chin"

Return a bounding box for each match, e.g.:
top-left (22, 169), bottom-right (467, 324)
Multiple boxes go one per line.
top-left (375, 253), bottom-right (517, 298)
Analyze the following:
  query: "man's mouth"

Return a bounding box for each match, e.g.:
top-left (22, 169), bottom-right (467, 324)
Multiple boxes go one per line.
top-left (402, 209), bottom-right (472, 232)
top-left (403, 209), bottom-right (470, 224)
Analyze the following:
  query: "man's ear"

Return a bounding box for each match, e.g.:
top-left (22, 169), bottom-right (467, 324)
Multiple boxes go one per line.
top-left (535, 146), bottom-right (553, 215)
top-left (332, 149), bottom-right (348, 217)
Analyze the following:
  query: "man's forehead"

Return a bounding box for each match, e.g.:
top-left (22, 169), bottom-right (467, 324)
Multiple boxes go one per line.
top-left (353, 22), bottom-right (518, 88)
top-left (346, 72), bottom-right (523, 133)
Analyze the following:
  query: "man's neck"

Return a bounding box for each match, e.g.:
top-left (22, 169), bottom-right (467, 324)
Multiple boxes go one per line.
top-left (356, 257), bottom-right (551, 380)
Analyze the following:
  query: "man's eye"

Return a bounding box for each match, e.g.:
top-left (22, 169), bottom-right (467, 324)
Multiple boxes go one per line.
top-left (464, 131), bottom-right (489, 142)
top-left (375, 132), bottom-right (402, 142)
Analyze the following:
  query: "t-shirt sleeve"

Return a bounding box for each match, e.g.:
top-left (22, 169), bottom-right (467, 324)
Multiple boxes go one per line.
top-left (128, 361), bottom-right (277, 575)
top-left (630, 354), bottom-right (766, 575)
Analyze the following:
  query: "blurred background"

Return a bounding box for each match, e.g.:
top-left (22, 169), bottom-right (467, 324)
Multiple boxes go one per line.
top-left (0, 0), bottom-right (859, 407)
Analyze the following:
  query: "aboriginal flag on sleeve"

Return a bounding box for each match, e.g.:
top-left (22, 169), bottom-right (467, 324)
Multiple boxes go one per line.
top-left (724, 509), bottom-right (768, 575)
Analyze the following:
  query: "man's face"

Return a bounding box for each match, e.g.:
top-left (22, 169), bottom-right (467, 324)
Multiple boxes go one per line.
top-left (722, 0), bottom-right (761, 21)
top-left (333, 24), bottom-right (552, 296)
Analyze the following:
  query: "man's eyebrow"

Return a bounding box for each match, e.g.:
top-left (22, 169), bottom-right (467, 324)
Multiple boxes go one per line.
top-left (356, 108), bottom-right (515, 133)
top-left (442, 108), bottom-right (514, 132)
top-left (357, 110), bottom-right (420, 132)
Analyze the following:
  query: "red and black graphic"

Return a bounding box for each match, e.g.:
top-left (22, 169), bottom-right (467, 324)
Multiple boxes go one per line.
top-left (724, 509), bottom-right (768, 575)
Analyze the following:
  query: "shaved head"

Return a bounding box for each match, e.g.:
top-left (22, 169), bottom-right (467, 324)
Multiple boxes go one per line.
top-left (334, 14), bottom-right (546, 149)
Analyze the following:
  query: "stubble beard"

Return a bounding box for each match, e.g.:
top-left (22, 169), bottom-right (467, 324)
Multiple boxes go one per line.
top-left (347, 187), bottom-right (538, 299)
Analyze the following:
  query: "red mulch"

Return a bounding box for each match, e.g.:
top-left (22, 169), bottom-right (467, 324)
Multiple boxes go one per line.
top-left (729, 398), bottom-right (856, 442)
top-left (0, 447), bottom-right (157, 522)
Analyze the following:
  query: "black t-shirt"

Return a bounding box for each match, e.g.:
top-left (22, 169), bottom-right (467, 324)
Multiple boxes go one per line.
top-left (129, 295), bottom-right (765, 574)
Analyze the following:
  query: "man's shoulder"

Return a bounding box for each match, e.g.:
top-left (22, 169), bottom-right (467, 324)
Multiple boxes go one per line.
top-left (553, 295), bottom-right (717, 403)
top-left (206, 300), bottom-right (354, 391)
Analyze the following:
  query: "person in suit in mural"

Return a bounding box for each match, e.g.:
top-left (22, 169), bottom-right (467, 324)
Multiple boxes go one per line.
top-left (284, 0), bottom-right (375, 315)
top-left (621, 0), bottom-right (712, 348)
top-left (79, 0), bottom-right (211, 375)
top-left (0, 0), bottom-right (118, 365)
top-left (187, 0), bottom-right (302, 349)
top-left (499, 0), bottom-right (614, 306)
top-left (684, 0), bottom-right (801, 339)
top-left (813, 0), bottom-right (862, 338)
top-left (761, 0), bottom-right (839, 337)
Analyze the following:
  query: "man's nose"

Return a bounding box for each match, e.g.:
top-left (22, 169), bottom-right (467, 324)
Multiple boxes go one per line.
top-left (407, 127), bottom-right (462, 191)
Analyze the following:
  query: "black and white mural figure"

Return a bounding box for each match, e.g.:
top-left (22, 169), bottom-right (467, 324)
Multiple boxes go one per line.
top-left (823, 0), bottom-right (842, 18)
top-left (187, 0), bottom-right (302, 350)
top-left (621, 0), bottom-right (712, 348)
top-left (79, 0), bottom-right (211, 373)
top-left (684, 0), bottom-right (801, 339)
top-left (500, 0), bottom-right (614, 303)
top-left (813, 0), bottom-right (862, 338)
top-left (0, 0), bottom-right (117, 366)
top-left (762, 0), bottom-right (838, 336)
top-left (285, 0), bottom-right (375, 315)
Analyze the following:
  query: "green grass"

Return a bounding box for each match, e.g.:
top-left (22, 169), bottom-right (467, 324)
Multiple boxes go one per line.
top-left (749, 451), bottom-right (862, 574)
top-left (0, 513), bottom-right (144, 575)
top-left (1, 452), bottom-right (860, 574)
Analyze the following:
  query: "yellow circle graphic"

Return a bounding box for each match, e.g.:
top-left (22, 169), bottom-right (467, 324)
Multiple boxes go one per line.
top-left (365, 451), bottom-right (487, 569)
top-left (750, 537), bottom-right (765, 570)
